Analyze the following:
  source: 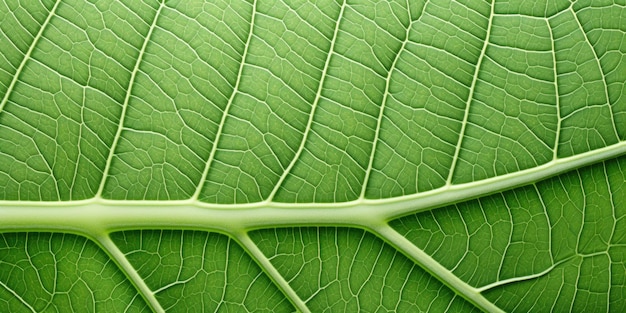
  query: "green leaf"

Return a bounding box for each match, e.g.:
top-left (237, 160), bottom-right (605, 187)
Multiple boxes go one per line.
top-left (1, 0), bottom-right (625, 311)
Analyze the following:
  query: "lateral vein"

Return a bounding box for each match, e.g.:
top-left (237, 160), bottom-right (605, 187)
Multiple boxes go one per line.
top-left (96, 234), bottom-right (165, 313)
top-left (446, 0), bottom-right (496, 185)
top-left (96, 1), bottom-right (166, 198)
top-left (267, 0), bottom-right (348, 201)
top-left (372, 224), bottom-right (504, 313)
top-left (235, 232), bottom-right (312, 313)
top-left (0, 0), bottom-right (61, 113)
top-left (191, 0), bottom-right (258, 201)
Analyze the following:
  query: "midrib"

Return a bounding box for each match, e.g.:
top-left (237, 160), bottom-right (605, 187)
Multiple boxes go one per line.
top-left (0, 140), bottom-right (624, 234)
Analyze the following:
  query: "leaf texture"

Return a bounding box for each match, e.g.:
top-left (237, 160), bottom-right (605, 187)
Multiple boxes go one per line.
top-left (0, 0), bottom-right (625, 311)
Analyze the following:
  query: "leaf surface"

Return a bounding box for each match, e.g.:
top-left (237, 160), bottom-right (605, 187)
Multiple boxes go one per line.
top-left (1, 0), bottom-right (625, 311)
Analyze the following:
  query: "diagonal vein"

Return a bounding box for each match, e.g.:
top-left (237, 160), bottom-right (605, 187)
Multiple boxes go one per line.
top-left (267, 0), bottom-right (348, 201)
top-left (0, 280), bottom-right (36, 313)
top-left (235, 232), bottom-right (311, 313)
top-left (0, 0), bottom-right (61, 113)
top-left (570, 6), bottom-right (620, 142)
top-left (191, 0), bottom-right (258, 201)
top-left (446, 0), bottom-right (495, 185)
top-left (360, 22), bottom-right (412, 199)
top-left (96, 234), bottom-right (165, 313)
top-left (96, 1), bottom-right (165, 198)
top-left (372, 223), bottom-right (504, 313)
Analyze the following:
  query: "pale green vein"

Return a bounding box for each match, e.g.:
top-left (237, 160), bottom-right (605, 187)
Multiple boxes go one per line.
top-left (267, 0), bottom-right (348, 201)
top-left (371, 224), bottom-right (504, 313)
top-left (0, 2), bottom-right (624, 312)
top-left (191, 0), bottom-right (257, 201)
top-left (69, 87), bottom-right (86, 199)
top-left (604, 156), bottom-right (617, 256)
top-left (591, 161), bottom-right (616, 311)
top-left (547, 18), bottom-right (562, 159)
top-left (0, 140), bottom-right (624, 219)
top-left (96, 234), bottom-right (164, 313)
top-left (360, 15), bottom-right (412, 199)
top-left (475, 254), bottom-right (576, 293)
top-left (235, 232), bottom-right (311, 313)
top-left (0, 0), bottom-right (61, 113)
top-left (218, 235), bottom-right (229, 308)
top-left (533, 183), bottom-right (554, 265)
top-left (0, 280), bottom-right (36, 313)
top-left (575, 168), bottom-right (586, 253)
top-left (96, 1), bottom-right (165, 198)
top-left (570, 6), bottom-right (620, 142)
top-left (570, 265), bottom-right (582, 312)
top-left (24, 233), bottom-right (50, 297)
top-left (446, 0), bottom-right (495, 185)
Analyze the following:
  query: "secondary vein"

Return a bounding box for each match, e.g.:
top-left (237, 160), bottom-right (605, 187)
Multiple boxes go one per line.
top-left (191, 0), bottom-right (258, 201)
top-left (446, 0), bottom-right (496, 185)
top-left (267, 0), bottom-right (348, 201)
top-left (96, 1), bottom-right (166, 198)
top-left (0, 0), bottom-right (61, 113)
